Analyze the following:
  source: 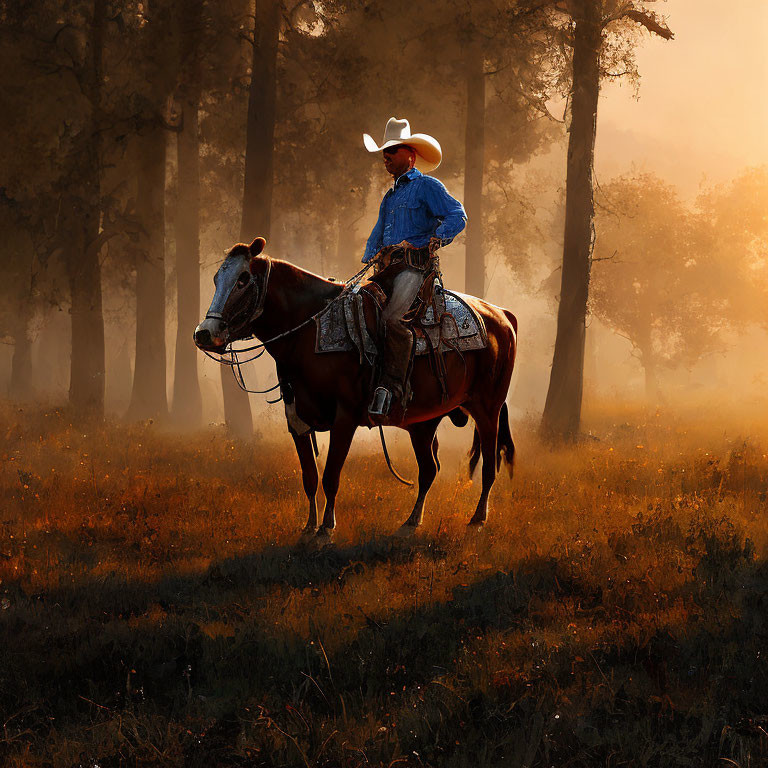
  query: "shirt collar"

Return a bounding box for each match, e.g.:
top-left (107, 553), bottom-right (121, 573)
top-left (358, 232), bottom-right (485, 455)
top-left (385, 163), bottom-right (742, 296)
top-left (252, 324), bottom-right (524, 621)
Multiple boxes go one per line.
top-left (394, 167), bottom-right (422, 188)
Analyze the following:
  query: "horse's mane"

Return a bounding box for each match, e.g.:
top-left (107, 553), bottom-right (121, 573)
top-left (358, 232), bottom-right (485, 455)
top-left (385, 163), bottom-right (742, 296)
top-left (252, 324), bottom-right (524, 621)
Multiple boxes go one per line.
top-left (259, 254), bottom-right (346, 299)
top-left (223, 244), bottom-right (345, 306)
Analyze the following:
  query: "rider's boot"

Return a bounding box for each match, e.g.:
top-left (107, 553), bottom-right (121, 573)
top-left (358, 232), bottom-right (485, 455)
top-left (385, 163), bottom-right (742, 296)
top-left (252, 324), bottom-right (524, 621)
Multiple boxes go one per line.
top-left (369, 322), bottom-right (413, 422)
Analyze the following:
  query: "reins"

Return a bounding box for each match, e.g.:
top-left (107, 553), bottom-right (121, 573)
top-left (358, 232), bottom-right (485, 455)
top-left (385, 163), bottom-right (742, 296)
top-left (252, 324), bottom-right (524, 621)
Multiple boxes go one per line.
top-left (378, 425), bottom-right (414, 486)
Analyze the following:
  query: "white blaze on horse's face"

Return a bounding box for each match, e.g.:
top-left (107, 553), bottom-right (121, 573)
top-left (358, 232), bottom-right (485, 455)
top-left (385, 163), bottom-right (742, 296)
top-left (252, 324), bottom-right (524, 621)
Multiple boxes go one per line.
top-left (193, 238), bottom-right (267, 352)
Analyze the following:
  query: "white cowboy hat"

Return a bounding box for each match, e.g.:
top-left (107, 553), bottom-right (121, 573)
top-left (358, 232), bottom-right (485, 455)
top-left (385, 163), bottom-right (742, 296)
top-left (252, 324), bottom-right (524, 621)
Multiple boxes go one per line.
top-left (363, 117), bottom-right (442, 172)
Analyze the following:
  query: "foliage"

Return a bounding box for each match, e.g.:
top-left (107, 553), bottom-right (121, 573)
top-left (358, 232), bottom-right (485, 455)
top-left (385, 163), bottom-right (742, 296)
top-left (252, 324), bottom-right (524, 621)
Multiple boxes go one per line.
top-left (696, 165), bottom-right (768, 328)
top-left (590, 173), bottom-right (734, 398)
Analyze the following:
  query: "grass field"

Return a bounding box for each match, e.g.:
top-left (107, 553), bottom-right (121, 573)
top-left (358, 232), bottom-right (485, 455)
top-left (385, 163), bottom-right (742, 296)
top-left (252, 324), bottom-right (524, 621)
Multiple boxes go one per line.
top-left (2, 401), bottom-right (768, 767)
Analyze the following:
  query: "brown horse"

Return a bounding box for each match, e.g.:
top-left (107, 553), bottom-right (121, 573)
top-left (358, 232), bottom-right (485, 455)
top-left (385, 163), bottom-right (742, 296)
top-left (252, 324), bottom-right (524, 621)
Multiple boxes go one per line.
top-left (194, 237), bottom-right (517, 539)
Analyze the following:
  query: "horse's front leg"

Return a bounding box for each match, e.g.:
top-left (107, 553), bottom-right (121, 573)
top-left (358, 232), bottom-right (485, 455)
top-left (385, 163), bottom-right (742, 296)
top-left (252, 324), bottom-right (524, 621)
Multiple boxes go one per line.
top-left (291, 432), bottom-right (318, 536)
top-left (317, 415), bottom-right (357, 539)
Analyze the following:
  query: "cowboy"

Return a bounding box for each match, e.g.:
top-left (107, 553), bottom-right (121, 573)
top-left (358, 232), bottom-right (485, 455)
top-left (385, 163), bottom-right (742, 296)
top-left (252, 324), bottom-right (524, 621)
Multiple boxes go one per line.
top-left (362, 117), bottom-right (467, 418)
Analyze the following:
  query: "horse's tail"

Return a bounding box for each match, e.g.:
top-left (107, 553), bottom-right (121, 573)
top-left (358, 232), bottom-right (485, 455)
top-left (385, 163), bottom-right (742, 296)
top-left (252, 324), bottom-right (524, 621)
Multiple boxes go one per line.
top-left (497, 402), bottom-right (515, 475)
top-left (468, 402), bottom-right (515, 478)
top-left (468, 426), bottom-right (481, 477)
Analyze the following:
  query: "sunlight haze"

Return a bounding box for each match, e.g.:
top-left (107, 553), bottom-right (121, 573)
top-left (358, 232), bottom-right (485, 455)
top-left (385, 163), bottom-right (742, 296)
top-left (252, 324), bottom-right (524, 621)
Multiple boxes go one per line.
top-left (598, 0), bottom-right (768, 194)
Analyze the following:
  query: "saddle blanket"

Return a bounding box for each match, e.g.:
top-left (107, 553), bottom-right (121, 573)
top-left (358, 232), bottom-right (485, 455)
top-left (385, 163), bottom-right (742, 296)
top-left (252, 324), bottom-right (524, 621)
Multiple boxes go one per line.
top-left (315, 284), bottom-right (487, 365)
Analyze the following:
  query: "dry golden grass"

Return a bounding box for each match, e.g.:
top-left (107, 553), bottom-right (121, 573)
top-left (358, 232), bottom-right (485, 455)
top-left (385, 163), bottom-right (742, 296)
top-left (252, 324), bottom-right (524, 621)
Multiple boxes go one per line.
top-left (1, 399), bottom-right (768, 767)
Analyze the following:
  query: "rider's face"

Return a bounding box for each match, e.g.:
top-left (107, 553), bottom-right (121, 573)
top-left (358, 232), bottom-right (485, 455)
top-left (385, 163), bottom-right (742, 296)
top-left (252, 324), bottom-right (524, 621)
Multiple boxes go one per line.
top-left (383, 145), bottom-right (415, 178)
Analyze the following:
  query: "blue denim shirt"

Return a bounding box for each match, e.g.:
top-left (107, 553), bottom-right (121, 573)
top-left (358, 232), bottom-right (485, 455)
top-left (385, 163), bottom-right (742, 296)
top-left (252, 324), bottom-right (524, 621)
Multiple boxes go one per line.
top-left (363, 168), bottom-right (467, 262)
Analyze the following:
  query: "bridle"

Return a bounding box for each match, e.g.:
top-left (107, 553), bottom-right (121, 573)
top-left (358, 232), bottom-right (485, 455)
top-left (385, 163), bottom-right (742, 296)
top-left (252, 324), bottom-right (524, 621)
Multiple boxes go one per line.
top-left (248, 254), bottom-right (273, 323)
top-left (204, 255), bottom-right (272, 331)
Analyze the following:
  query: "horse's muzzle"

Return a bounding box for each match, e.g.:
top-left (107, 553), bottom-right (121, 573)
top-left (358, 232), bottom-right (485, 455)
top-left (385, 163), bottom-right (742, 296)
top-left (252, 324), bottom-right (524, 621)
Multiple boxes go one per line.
top-left (194, 317), bottom-right (228, 351)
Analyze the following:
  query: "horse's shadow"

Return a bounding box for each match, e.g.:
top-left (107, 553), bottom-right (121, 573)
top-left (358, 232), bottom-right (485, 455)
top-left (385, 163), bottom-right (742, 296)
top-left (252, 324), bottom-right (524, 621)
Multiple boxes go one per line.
top-left (6, 534), bottom-right (448, 621)
top-left (202, 534), bottom-right (447, 591)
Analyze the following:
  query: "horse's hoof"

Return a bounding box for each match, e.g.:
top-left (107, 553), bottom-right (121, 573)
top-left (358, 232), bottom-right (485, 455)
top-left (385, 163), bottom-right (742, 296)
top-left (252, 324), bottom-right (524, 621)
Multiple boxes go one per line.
top-left (394, 523), bottom-right (419, 539)
top-left (298, 527), bottom-right (317, 545)
top-left (315, 527), bottom-right (335, 546)
top-left (466, 520), bottom-right (485, 532)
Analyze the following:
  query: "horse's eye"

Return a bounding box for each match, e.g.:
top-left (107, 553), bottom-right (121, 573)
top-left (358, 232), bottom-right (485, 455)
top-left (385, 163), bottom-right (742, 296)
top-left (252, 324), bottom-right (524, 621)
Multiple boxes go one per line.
top-left (237, 272), bottom-right (250, 288)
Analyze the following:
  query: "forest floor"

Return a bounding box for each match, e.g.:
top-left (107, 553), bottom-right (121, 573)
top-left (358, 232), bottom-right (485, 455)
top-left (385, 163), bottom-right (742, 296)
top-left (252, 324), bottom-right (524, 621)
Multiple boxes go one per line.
top-left (1, 400), bottom-right (768, 767)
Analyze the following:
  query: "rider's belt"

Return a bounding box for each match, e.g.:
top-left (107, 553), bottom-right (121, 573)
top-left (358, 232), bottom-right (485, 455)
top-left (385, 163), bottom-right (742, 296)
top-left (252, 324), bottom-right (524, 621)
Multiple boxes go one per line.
top-left (390, 246), bottom-right (432, 271)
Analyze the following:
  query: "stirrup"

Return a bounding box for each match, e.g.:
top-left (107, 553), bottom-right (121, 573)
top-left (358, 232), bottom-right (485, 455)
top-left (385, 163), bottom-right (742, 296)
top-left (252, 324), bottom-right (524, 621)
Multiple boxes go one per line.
top-left (368, 386), bottom-right (393, 417)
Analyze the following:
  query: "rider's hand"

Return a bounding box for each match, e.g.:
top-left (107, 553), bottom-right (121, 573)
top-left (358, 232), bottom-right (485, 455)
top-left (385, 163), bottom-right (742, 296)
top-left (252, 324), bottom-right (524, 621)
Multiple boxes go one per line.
top-left (428, 236), bottom-right (444, 254)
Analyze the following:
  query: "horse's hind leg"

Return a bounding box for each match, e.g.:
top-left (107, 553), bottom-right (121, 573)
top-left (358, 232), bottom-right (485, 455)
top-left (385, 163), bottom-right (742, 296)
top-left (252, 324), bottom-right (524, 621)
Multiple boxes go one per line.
top-left (292, 432), bottom-right (318, 535)
top-left (318, 415), bottom-right (357, 537)
top-left (400, 417), bottom-right (441, 531)
top-left (467, 408), bottom-right (501, 527)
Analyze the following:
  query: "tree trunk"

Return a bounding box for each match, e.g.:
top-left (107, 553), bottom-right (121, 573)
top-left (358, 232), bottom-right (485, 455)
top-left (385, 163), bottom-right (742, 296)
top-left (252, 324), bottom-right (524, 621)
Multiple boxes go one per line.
top-left (68, 0), bottom-right (107, 418)
top-left (335, 208), bottom-right (357, 276)
top-left (171, 98), bottom-right (203, 427)
top-left (171, 0), bottom-right (203, 427)
top-left (540, 3), bottom-right (601, 441)
top-left (9, 271), bottom-right (34, 399)
top-left (240, 0), bottom-right (280, 241)
top-left (643, 355), bottom-right (659, 404)
top-left (463, 41), bottom-right (486, 298)
top-left (67, 204), bottom-right (105, 415)
top-left (10, 341), bottom-right (33, 397)
top-left (10, 327), bottom-right (33, 399)
top-left (220, 0), bottom-right (280, 439)
top-left (128, 123), bottom-right (168, 421)
top-left (4, 224), bottom-right (35, 400)
top-left (636, 320), bottom-right (659, 403)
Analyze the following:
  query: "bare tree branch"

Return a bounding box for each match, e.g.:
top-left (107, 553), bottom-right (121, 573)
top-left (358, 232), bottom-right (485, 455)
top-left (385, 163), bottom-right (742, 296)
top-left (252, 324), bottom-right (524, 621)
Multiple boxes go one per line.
top-left (592, 250), bottom-right (620, 263)
top-left (616, 8), bottom-right (674, 40)
top-left (84, 230), bottom-right (119, 261)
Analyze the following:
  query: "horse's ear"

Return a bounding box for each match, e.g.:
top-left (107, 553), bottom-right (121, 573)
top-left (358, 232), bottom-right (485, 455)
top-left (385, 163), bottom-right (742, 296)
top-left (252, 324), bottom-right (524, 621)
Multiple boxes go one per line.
top-left (249, 237), bottom-right (266, 256)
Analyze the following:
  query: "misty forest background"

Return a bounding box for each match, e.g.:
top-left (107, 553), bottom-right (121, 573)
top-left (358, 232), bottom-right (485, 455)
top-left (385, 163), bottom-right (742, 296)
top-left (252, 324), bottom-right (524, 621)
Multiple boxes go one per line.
top-left (1, 0), bottom-right (767, 439)
top-left (9, 3), bottom-right (768, 767)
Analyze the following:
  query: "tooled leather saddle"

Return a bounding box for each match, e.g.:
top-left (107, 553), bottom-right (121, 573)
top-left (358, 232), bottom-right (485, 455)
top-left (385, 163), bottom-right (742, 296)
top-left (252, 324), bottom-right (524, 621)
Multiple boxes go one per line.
top-left (314, 277), bottom-right (488, 372)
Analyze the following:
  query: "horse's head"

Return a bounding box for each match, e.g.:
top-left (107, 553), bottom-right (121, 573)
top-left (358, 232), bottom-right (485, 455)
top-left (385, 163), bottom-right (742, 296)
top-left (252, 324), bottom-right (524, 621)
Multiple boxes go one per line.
top-left (194, 236), bottom-right (268, 352)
